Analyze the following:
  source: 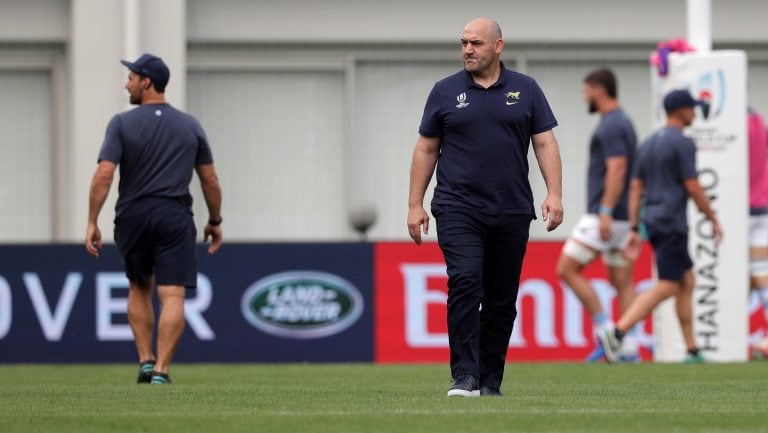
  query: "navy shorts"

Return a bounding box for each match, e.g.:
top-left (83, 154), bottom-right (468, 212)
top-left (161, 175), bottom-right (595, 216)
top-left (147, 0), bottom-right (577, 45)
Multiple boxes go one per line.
top-left (648, 229), bottom-right (693, 281)
top-left (114, 198), bottom-right (198, 288)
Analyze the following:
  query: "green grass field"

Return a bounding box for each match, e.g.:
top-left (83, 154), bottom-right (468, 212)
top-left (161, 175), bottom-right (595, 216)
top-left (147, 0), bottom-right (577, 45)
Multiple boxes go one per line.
top-left (0, 363), bottom-right (766, 433)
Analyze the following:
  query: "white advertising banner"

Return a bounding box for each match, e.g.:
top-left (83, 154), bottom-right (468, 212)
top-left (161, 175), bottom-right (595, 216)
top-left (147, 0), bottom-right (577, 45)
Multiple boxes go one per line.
top-left (651, 51), bottom-right (749, 362)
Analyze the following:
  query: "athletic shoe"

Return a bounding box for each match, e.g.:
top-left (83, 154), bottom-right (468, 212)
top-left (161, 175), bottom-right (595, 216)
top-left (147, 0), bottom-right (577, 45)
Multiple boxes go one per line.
top-left (150, 372), bottom-right (172, 384)
top-left (136, 361), bottom-right (155, 384)
top-left (585, 345), bottom-right (605, 363)
top-left (618, 353), bottom-right (642, 363)
top-left (683, 353), bottom-right (704, 364)
top-left (596, 327), bottom-right (622, 363)
top-left (447, 375), bottom-right (479, 397)
top-left (619, 336), bottom-right (641, 362)
top-left (479, 386), bottom-right (503, 397)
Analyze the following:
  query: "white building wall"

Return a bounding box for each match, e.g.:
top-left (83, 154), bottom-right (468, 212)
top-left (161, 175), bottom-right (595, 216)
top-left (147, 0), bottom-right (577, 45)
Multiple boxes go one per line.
top-left (0, 0), bottom-right (766, 242)
top-left (186, 0), bottom-right (767, 44)
top-left (67, 0), bottom-right (125, 242)
top-left (141, 0), bottom-right (187, 108)
top-left (0, 0), bottom-right (69, 42)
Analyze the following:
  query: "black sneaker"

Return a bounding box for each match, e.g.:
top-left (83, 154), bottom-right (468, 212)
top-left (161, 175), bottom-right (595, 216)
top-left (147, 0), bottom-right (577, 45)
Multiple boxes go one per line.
top-left (480, 385), bottom-right (503, 397)
top-left (447, 375), bottom-right (479, 397)
top-left (150, 372), bottom-right (172, 385)
top-left (136, 360), bottom-right (155, 384)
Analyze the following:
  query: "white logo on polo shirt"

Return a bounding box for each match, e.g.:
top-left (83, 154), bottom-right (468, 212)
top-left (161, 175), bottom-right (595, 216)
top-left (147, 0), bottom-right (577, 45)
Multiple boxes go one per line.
top-left (456, 93), bottom-right (470, 109)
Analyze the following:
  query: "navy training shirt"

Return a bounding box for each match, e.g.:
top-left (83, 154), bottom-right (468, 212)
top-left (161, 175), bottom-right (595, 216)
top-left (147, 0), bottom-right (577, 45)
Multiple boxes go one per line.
top-left (633, 126), bottom-right (698, 234)
top-left (419, 63), bottom-right (558, 215)
top-left (586, 108), bottom-right (637, 220)
top-left (98, 103), bottom-right (213, 216)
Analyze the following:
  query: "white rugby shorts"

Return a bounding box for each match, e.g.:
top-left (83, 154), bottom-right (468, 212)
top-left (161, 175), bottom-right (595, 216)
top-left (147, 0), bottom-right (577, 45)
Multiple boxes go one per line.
top-left (569, 214), bottom-right (632, 252)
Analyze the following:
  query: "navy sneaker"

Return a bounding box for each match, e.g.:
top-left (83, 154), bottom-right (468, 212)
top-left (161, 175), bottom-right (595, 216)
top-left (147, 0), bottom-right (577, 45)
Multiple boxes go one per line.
top-left (479, 385), bottom-right (503, 397)
top-left (136, 361), bottom-right (155, 384)
top-left (150, 372), bottom-right (172, 385)
top-left (447, 375), bottom-right (479, 397)
top-left (683, 353), bottom-right (704, 364)
top-left (618, 353), bottom-right (642, 363)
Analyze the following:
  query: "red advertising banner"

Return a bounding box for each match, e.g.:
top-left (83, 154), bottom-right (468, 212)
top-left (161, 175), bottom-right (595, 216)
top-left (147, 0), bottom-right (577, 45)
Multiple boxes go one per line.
top-left (374, 241), bottom-right (655, 363)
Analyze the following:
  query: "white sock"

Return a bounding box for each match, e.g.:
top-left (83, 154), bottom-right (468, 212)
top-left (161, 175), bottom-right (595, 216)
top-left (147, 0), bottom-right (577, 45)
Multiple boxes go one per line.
top-left (620, 326), bottom-right (639, 356)
top-left (592, 311), bottom-right (613, 333)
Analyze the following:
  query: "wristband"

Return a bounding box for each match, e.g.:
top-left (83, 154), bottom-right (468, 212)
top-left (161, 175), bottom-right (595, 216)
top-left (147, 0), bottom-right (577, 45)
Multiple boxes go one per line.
top-left (208, 217), bottom-right (223, 227)
top-left (631, 225), bottom-right (640, 233)
top-left (598, 205), bottom-right (613, 215)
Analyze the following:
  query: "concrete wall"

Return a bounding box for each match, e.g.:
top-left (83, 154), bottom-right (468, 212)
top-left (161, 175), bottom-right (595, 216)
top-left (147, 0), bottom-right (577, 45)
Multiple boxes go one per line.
top-left (0, 0), bottom-right (69, 42)
top-left (0, 0), bottom-right (766, 241)
top-left (186, 0), bottom-right (768, 44)
top-left (5, 1), bottom-right (768, 46)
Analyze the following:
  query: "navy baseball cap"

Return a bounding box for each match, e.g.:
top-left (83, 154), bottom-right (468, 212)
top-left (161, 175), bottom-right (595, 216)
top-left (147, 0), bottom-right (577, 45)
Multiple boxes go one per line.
top-left (663, 89), bottom-right (702, 112)
top-left (120, 53), bottom-right (170, 88)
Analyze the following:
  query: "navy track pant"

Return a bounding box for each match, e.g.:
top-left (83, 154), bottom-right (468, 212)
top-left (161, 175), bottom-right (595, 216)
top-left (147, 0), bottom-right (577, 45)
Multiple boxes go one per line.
top-left (433, 205), bottom-right (531, 388)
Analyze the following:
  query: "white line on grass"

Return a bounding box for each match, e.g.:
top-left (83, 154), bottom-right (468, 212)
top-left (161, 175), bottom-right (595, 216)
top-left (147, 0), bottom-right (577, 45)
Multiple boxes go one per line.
top-left (256, 407), bottom-right (762, 417)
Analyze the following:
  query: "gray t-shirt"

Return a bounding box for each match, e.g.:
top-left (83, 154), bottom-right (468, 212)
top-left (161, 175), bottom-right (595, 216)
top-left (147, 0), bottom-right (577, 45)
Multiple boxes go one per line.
top-left (98, 103), bottom-right (213, 216)
top-left (634, 126), bottom-right (698, 234)
top-left (587, 108), bottom-right (637, 220)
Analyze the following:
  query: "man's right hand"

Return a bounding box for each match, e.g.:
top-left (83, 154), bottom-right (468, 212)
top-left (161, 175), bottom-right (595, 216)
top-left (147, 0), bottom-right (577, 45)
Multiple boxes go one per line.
top-left (407, 206), bottom-right (430, 245)
top-left (85, 222), bottom-right (102, 258)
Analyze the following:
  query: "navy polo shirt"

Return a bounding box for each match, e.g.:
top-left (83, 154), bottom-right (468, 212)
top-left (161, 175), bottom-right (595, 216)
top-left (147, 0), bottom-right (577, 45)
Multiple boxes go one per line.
top-left (419, 63), bottom-right (558, 215)
top-left (99, 103), bottom-right (213, 216)
top-left (633, 126), bottom-right (698, 234)
top-left (586, 108), bottom-right (637, 220)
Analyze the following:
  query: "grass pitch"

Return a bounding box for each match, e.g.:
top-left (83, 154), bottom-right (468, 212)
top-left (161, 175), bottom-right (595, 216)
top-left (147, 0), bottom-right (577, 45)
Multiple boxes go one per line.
top-left (0, 362), bottom-right (765, 433)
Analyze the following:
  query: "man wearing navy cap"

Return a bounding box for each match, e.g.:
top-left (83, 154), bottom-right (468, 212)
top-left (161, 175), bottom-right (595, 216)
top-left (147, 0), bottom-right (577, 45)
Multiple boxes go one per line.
top-left (407, 18), bottom-right (563, 397)
top-left (86, 53), bottom-right (223, 384)
top-left (120, 53), bottom-right (171, 103)
top-left (597, 89), bottom-right (723, 364)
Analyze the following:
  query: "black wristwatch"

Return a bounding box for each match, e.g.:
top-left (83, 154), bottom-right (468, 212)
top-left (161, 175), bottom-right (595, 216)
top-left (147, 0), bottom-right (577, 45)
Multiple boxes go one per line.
top-left (208, 217), bottom-right (223, 227)
top-left (631, 225), bottom-right (640, 233)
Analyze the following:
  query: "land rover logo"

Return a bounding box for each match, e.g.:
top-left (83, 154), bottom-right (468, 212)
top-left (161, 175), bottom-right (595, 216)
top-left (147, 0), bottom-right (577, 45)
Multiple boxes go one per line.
top-left (241, 271), bottom-right (364, 339)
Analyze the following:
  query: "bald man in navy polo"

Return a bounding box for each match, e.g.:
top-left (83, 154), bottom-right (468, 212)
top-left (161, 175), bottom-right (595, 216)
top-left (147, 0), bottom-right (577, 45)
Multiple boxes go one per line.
top-left (407, 18), bottom-right (564, 397)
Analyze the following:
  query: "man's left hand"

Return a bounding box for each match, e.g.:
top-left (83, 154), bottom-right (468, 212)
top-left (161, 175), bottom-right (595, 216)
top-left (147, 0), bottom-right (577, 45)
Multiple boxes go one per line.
top-left (541, 195), bottom-right (564, 232)
top-left (204, 224), bottom-right (223, 254)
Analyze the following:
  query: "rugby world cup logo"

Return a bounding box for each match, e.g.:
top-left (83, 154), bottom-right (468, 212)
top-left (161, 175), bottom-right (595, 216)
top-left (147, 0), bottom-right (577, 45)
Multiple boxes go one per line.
top-left (695, 69), bottom-right (726, 121)
top-left (456, 92), bottom-right (470, 109)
